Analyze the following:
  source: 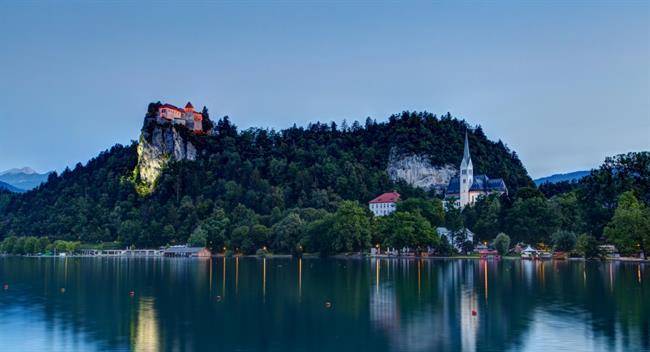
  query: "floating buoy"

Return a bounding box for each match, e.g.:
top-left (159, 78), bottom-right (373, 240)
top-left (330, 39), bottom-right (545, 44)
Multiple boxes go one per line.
top-left (325, 301), bottom-right (332, 309)
top-left (129, 291), bottom-right (135, 296)
top-left (3, 283), bottom-right (8, 290)
top-left (60, 288), bottom-right (66, 293)
top-left (215, 295), bottom-right (222, 302)
top-left (471, 310), bottom-right (477, 316)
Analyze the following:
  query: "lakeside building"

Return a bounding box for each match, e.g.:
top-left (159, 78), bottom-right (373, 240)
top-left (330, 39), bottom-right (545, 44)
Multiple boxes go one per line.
top-left (445, 131), bottom-right (507, 208)
top-left (369, 191), bottom-right (401, 216)
top-left (163, 246), bottom-right (211, 258)
top-left (157, 102), bottom-right (204, 133)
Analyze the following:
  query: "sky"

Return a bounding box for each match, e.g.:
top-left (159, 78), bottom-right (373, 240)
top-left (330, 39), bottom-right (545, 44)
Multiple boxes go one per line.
top-left (0, 1), bottom-right (648, 179)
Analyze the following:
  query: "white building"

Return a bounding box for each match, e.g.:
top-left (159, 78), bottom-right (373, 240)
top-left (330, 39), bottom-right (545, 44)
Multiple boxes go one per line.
top-left (445, 131), bottom-right (507, 208)
top-left (368, 191), bottom-right (400, 217)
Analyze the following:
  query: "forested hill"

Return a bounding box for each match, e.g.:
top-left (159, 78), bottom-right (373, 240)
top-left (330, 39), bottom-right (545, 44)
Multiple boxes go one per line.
top-left (0, 110), bottom-right (532, 247)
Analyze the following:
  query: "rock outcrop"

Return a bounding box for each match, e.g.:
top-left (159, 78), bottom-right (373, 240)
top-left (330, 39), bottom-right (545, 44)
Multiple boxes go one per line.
top-left (135, 118), bottom-right (197, 191)
top-left (387, 149), bottom-right (457, 193)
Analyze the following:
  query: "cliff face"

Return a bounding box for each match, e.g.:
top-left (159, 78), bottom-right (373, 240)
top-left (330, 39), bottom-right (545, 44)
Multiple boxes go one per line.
top-left (387, 149), bottom-right (457, 193)
top-left (136, 118), bottom-right (197, 190)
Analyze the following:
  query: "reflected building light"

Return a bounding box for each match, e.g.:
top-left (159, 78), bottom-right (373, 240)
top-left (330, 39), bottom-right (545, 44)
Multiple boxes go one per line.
top-left (298, 258), bottom-right (302, 301)
top-left (376, 258), bottom-right (380, 293)
top-left (638, 264), bottom-right (642, 284)
top-left (222, 257), bottom-right (226, 298)
top-left (131, 297), bottom-right (160, 352)
top-left (209, 258), bottom-right (213, 295)
top-left (483, 261), bottom-right (488, 303)
top-left (263, 257), bottom-right (267, 300)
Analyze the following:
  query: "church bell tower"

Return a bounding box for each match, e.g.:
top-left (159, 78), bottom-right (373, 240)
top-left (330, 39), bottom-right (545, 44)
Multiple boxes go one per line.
top-left (459, 130), bottom-right (473, 208)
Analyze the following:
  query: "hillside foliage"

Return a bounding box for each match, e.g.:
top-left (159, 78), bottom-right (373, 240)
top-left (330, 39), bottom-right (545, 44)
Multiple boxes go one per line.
top-left (0, 110), bottom-right (540, 254)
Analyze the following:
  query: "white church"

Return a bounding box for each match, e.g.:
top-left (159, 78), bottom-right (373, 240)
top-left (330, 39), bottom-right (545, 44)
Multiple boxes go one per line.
top-left (444, 131), bottom-right (507, 208)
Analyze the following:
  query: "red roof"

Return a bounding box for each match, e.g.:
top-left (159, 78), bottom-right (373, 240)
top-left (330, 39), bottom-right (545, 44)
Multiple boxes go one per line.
top-left (185, 102), bottom-right (194, 109)
top-left (369, 192), bottom-right (400, 204)
top-left (159, 104), bottom-right (183, 112)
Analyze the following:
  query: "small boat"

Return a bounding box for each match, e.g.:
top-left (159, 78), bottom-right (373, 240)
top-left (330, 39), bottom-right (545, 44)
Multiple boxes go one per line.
top-left (538, 251), bottom-right (552, 260)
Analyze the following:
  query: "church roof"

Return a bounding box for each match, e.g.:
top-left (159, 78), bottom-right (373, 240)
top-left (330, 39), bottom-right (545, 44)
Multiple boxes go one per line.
top-left (369, 191), bottom-right (400, 204)
top-left (445, 175), bottom-right (507, 196)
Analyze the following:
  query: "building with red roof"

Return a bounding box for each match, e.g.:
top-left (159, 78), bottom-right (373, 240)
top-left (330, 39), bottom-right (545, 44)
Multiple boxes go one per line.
top-left (368, 191), bottom-right (400, 216)
top-left (157, 101), bottom-right (203, 133)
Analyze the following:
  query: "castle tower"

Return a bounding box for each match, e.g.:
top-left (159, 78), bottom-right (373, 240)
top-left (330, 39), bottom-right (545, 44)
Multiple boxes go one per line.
top-left (184, 102), bottom-right (194, 112)
top-left (459, 130), bottom-right (473, 208)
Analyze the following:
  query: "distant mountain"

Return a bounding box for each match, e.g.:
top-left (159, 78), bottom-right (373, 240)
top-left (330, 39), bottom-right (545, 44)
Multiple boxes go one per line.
top-left (0, 180), bottom-right (23, 193)
top-left (534, 170), bottom-right (590, 186)
top-left (0, 167), bottom-right (51, 190)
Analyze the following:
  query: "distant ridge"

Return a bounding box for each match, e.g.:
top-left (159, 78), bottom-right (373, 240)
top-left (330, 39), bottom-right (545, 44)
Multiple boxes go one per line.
top-left (0, 167), bottom-right (51, 190)
top-left (0, 180), bottom-right (23, 193)
top-left (534, 170), bottom-right (590, 186)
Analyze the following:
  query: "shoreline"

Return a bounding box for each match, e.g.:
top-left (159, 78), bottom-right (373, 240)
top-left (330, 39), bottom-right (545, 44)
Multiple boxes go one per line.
top-left (2, 253), bottom-right (648, 263)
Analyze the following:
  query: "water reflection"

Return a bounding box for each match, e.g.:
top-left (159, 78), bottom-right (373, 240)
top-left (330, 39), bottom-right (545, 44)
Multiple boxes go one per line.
top-left (131, 297), bottom-right (159, 352)
top-left (0, 257), bottom-right (648, 351)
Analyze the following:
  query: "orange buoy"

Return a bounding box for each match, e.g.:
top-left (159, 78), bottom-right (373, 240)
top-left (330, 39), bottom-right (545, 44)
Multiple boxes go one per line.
top-left (472, 310), bottom-right (477, 316)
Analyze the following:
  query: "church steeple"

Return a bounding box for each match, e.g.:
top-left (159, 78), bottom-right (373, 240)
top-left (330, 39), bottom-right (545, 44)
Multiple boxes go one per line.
top-left (459, 129), bottom-right (474, 208)
top-left (462, 130), bottom-right (471, 163)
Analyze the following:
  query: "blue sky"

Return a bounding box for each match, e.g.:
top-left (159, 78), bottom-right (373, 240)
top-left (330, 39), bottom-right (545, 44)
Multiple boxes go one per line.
top-left (0, 1), bottom-right (648, 178)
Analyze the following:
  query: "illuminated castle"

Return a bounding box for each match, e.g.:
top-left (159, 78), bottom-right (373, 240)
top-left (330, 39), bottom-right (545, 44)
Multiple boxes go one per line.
top-left (157, 102), bottom-right (203, 133)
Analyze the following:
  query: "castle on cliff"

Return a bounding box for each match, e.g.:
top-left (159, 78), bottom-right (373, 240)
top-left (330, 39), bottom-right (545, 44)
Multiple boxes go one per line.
top-left (445, 131), bottom-right (507, 208)
top-left (156, 102), bottom-right (203, 133)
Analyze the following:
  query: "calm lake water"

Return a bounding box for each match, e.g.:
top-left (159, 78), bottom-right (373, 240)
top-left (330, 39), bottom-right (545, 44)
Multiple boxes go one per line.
top-left (0, 257), bottom-right (648, 352)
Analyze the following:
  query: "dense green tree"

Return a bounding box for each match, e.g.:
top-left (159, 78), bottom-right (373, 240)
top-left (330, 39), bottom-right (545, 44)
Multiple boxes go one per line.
top-left (377, 211), bottom-right (439, 253)
top-left (576, 234), bottom-right (601, 259)
top-left (493, 233), bottom-right (510, 256)
top-left (603, 191), bottom-right (650, 256)
top-left (271, 213), bottom-right (304, 253)
top-left (550, 230), bottom-right (577, 252)
top-left (187, 228), bottom-right (207, 247)
top-left (549, 192), bottom-right (585, 234)
top-left (329, 201), bottom-right (373, 253)
top-left (397, 198), bottom-right (444, 227)
top-left (504, 196), bottom-right (558, 245)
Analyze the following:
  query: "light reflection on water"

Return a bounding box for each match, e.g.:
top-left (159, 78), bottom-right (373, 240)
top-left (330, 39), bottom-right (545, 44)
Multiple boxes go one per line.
top-left (0, 257), bottom-right (648, 352)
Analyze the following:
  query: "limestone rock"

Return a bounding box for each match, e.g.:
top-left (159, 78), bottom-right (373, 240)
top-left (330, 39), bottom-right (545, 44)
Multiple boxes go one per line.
top-left (136, 118), bottom-right (197, 190)
top-left (387, 149), bottom-right (457, 193)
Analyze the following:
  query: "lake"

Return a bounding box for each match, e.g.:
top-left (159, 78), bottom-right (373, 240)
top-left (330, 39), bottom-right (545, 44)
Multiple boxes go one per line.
top-left (0, 257), bottom-right (647, 352)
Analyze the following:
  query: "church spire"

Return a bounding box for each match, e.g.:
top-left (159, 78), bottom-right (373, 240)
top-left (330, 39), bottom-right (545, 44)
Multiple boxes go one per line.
top-left (462, 130), bottom-right (471, 163)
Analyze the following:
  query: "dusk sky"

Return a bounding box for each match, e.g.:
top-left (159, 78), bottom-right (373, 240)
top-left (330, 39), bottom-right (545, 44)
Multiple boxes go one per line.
top-left (0, 1), bottom-right (648, 178)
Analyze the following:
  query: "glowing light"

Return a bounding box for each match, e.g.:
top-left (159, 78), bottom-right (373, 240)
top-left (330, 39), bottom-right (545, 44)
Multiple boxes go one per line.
top-left (222, 256), bottom-right (226, 298)
top-left (483, 261), bottom-right (488, 302)
top-left (375, 258), bottom-right (380, 293)
top-left (263, 257), bottom-right (267, 300)
top-left (298, 258), bottom-right (302, 301)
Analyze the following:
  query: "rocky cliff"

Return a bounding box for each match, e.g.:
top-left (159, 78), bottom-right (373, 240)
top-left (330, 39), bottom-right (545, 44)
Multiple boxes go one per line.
top-left (387, 149), bottom-right (457, 193)
top-left (135, 118), bottom-right (197, 191)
